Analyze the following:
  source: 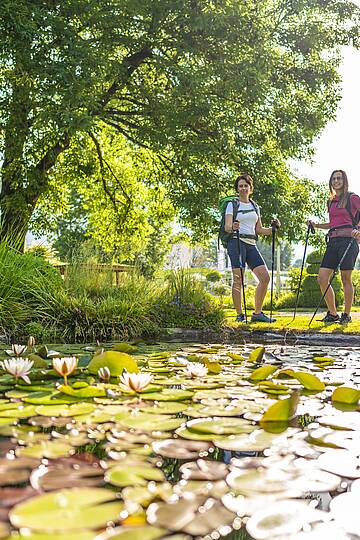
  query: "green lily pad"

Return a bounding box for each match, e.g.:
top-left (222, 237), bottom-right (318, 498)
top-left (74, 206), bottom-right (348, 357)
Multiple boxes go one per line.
top-left (250, 365), bottom-right (277, 381)
top-left (139, 402), bottom-right (187, 414)
top-left (260, 392), bottom-right (299, 423)
top-left (0, 405), bottom-right (37, 418)
top-left (28, 354), bottom-right (49, 368)
top-left (35, 403), bottom-right (95, 417)
top-left (16, 441), bottom-right (74, 459)
top-left (95, 527), bottom-right (167, 540)
top-left (292, 372), bottom-right (325, 392)
top-left (119, 413), bottom-right (184, 432)
top-left (9, 487), bottom-right (124, 531)
top-left (58, 384), bottom-right (106, 398)
top-left (4, 533), bottom-right (94, 540)
top-left (105, 464), bottom-right (165, 487)
top-left (332, 387), bottom-right (360, 404)
top-left (185, 417), bottom-right (254, 436)
top-left (248, 347), bottom-right (265, 363)
top-left (112, 342), bottom-right (138, 354)
top-left (140, 388), bottom-right (193, 401)
top-left (88, 351), bottom-right (139, 376)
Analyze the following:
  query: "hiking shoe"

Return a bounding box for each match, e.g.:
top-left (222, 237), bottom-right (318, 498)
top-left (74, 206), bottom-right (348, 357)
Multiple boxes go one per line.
top-left (321, 311), bottom-right (340, 323)
top-left (251, 312), bottom-right (276, 323)
top-left (340, 312), bottom-right (352, 325)
top-left (236, 314), bottom-right (246, 323)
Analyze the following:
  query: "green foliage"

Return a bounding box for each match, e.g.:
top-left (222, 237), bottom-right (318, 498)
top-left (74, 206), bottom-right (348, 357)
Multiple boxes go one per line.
top-left (156, 270), bottom-right (224, 329)
top-left (257, 240), bottom-right (294, 270)
top-left (0, 238), bottom-right (224, 341)
top-left (205, 270), bottom-right (222, 283)
top-left (352, 270), bottom-right (360, 305)
top-left (0, 239), bottom-right (63, 337)
top-left (286, 268), bottom-right (302, 293)
top-left (278, 248), bottom-right (343, 308)
top-left (1, 0), bottom-right (359, 249)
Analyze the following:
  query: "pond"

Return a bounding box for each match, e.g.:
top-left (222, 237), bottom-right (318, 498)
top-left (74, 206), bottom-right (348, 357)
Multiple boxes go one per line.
top-left (0, 340), bottom-right (359, 540)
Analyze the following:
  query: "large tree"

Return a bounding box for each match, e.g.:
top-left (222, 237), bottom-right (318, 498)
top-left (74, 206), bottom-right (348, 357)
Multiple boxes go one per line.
top-left (1, 0), bottom-right (359, 249)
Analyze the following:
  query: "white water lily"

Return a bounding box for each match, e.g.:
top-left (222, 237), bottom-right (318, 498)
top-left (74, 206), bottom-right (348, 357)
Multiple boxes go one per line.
top-left (98, 366), bottom-right (111, 383)
top-left (52, 356), bottom-right (78, 385)
top-left (185, 363), bottom-right (208, 378)
top-left (119, 370), bottom-right (153, 392)
top-left (11, 344), bottom-right (27, 357)
top-left (1, 358), bottom-right (33, 384)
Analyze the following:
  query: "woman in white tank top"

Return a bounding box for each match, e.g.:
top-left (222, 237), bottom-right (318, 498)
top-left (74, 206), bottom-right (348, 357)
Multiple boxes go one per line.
top-left (224, 174), bottom-right (280, 323)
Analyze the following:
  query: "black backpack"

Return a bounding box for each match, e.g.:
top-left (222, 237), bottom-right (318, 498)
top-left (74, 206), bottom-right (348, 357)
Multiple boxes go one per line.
top-left (218, 196), bottom-right (259, 248)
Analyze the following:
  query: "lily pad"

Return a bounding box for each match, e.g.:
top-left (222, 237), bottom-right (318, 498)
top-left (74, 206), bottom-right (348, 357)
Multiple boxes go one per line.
top-left (332, 387), bottom-right (360, 404)
top-left (9, 488), bottom-right (124, 531)
top-left (105, 463), bottom-right (164, 487)
top-left (260, 392), bottom-right (299, 423)
top-left (94, 527), bottom-right (167, 540)
top-left (248, 347), bottom-right (265, 363)
top-left (88, 351), bottom-right (139, 376)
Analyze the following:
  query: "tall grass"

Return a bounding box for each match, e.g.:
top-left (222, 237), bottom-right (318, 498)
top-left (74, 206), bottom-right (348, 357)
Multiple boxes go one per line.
top-left (0, 239), bottom-right (63, 337)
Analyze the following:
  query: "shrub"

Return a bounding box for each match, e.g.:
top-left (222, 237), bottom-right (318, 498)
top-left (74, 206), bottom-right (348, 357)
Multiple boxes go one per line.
top-left (275, 292), bottom-right (298, 309)
top-left (155, 270), bottom-right (224, 329)
top-left (352, 270), bottom-right (360, 305)
top-left (286, 268), bottom-right (303, 293)
top-left (205, 270), bottom-right (222, 283)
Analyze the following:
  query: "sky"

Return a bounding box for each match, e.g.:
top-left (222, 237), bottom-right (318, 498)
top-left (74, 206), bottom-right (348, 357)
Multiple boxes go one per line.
top-left (292, 45), bottom-right (360, 192)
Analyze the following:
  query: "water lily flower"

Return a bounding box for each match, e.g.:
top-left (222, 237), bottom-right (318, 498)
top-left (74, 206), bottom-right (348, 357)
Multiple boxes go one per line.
top-left (119, 370), bottom-right (153, 393)
top-left (27, 336), bottom-right (36, 349)
top-left (11, 344), bottom-right (27, 357)
top-left (1, 358), bottom-right (33, 384)
top-left (52, 356), bottom-right (78, 385)
top-left (98, 366), bottom-right (111, 383)
top-left (185, 363), bottom-right (208, 378)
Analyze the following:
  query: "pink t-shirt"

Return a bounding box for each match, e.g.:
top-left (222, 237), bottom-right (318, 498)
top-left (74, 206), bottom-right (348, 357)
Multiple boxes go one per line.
top-left (329, 193), bottom-right (360, 229)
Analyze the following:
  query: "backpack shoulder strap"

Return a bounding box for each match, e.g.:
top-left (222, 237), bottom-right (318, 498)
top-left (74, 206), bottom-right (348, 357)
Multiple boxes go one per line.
top-left (345, 192), bottom-right (357, 227)
top-left (231, 198), bottom-right (239, 220)
top-left (249, 198), bottom-right (260, 215)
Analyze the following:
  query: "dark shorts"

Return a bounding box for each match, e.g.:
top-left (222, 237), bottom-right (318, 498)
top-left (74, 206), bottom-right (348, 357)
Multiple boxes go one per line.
top-left (227, 238), bottom-right (266, 270)
top-left (320, 237), bottom-right (359, 271)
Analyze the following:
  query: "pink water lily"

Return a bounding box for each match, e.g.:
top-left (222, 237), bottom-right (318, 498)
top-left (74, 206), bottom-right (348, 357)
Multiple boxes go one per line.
top-left (11, 344), bottom-right (27, 357)
top-left (27, 336), bottom-right (36, 349)
top-left (98, 366), bottom-right (111, 383)
top-left (1, 358), bottom-right (33, 384)
top-left (119, 370), bottom-right (153, 393)
top-left (52, 356), bottom-right (78, 385)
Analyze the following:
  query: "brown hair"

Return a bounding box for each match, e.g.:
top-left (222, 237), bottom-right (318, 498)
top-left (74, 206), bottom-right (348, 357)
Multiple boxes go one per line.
top-left (234, 173), bottom-right (254, 194)
top-left (328, 170), bottom-right (349, 208)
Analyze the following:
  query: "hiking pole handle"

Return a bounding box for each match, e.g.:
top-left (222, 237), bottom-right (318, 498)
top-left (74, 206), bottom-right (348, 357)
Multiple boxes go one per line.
top-left (307, 220), bottom-right (315, 234)
top-left (271, 218), bottom-right (280, 231)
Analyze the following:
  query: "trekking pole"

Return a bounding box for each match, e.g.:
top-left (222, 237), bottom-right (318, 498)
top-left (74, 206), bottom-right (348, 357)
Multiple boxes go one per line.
top-left (269, 220), bottom-right (278, 323)
top-left (291, 221), bottom-right (315, 323)
top-left (236, 227), bottom-right (247, 323)
top-left (308, 236), bottom-right (356, 328)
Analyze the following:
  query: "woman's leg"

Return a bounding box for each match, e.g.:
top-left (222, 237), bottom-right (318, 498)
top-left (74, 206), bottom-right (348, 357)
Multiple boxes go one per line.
top-left (232, 269), bottom-right (243, 315)
top-left (252, 265), bottom-right (270, 313)
top-left (317, 268), bottom-right (337, 314)
top-left (340, 269), bottom-right (354, 315)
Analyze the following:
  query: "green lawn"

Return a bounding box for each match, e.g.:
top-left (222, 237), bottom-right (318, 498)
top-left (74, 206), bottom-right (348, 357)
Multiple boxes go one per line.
top-left (224, 308), bottom-right (360, 334)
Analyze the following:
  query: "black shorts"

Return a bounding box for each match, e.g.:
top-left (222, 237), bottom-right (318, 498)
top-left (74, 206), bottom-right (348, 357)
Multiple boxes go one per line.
top-left (320, 237), bottom-right (359, 271)
top-left (227, 238), bottom-right (266, 270)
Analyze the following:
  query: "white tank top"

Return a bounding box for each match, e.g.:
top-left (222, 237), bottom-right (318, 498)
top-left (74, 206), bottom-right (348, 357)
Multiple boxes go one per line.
top-left (225, 200), bottom-right (259, 245)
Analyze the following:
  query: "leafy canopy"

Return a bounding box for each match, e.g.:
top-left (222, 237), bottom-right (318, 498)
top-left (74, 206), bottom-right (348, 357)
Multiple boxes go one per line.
top-left (1, 0), bottom-right (359, 250)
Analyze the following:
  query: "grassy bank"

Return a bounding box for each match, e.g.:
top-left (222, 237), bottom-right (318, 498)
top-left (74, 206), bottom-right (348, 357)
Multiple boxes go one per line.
top-left (225, 308), bottom-right (360, 334)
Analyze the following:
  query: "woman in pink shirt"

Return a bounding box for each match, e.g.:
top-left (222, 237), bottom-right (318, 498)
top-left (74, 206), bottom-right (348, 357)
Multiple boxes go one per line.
top-left (309, 170), bottom-right (360, 324)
